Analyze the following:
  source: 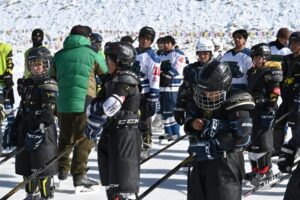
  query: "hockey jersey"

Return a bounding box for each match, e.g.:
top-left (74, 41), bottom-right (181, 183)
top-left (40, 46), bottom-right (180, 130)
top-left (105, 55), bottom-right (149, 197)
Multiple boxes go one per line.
top-left (159, 49), bottom-right (185, 92)
top-left (220, 48), bottom-right (252, 89)
top-left (132, 47), bottom-right (161, 97)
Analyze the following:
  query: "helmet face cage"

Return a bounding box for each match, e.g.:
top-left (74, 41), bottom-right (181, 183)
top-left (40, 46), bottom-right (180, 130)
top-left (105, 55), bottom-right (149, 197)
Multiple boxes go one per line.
top-left (26, 53), bottom-right (51, 78)
top-left (193, 84), bottom-right (227, 111)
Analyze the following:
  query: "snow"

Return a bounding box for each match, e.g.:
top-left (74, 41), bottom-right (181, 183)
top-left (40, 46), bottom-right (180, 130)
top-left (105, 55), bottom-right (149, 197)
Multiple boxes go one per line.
top-left (0, 0), bottom-right (299, 199)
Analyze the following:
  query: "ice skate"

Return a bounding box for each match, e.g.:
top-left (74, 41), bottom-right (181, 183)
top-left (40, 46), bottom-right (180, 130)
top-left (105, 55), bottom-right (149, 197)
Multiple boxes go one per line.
top-left (249, 170), bottom-right (274, 189)
top-left (74, 175), bottom-right (100, 194)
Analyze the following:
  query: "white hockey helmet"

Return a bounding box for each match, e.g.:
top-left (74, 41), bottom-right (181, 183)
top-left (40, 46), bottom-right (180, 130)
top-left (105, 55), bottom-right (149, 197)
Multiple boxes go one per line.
top-left (213, 38), bottom-right (224, 52)
top-left (195, 38), bottom-right (214, 53)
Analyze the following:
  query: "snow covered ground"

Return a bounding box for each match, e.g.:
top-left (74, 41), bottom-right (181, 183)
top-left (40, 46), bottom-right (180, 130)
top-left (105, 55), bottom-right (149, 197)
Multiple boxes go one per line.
top-left (0, 129), bottom-right (292, 200)
top-left (0, 0), bottom-right (299, 199)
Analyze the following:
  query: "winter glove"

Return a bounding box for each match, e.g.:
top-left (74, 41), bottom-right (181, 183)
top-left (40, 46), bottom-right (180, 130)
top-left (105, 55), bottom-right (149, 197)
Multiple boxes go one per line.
top-left (3, 70), bottom-right (14, 87)
top-left (25, 124), bottom-right (45, 151)
top-left (277, 143), bottom-right (297, 173)
top-left (160, 72), bottom-right (173, 87)
top-left (86, 104), bottom-right (107, 141)
top-left (188, 139), bottom-right (220, 161)
top-left (260, 109), bottom-right (275, 129)
top-left (174, 107), bottom-right (185, 125)
top-left (201, 118), bottom-right (230, 139)
top-left (146, 97), bottom-right (160, 117)
top-left (17, 78), bottom-right (26, 96)
top-left (2, 122), bottom-right (18, 149)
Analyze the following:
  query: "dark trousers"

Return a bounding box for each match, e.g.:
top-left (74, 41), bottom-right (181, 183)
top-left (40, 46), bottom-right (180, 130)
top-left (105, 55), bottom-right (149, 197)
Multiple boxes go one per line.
top-left (187, 152), bottom-right (244, 200)
top-left (57, 112), bottom-right (94, 180)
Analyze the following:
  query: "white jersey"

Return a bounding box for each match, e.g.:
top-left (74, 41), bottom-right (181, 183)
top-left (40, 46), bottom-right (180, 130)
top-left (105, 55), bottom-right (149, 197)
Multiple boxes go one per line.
top-left (220, 48), bottom-right (252, 89)
top-left (269, 40), bottom-right (291, 62)
top-left (133, 47), bottom-right (161, 97)
top-left (159, 49), bottom-right (185, 92)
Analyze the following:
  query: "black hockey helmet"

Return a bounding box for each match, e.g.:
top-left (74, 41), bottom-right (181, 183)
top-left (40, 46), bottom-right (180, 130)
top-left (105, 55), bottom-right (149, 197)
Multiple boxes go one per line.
top-left (26, 47), bottom-right (52, 77)
top-left (138, 26), bottom-right (156, 43)
top-left (193, 61), bottom-right (232, 110)
top-left (289, 32), bottom-right (300, 43)
top-left (104, 41), bottom-right (136, 69)
top-left (250, 43), bottom-right (271, 59)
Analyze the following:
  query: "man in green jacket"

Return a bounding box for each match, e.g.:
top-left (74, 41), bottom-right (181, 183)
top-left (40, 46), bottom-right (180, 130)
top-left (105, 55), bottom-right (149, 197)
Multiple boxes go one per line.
top-left (49, 25), bottom-right (108, 191)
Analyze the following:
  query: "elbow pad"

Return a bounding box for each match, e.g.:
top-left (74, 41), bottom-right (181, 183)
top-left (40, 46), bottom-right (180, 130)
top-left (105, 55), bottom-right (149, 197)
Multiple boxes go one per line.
top-left (230, 117), bottom-right (253, 149)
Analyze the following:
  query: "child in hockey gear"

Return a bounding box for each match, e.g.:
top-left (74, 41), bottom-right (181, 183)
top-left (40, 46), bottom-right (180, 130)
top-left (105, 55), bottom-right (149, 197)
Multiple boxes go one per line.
top-left (269, 28), bottom-right (291, 157)
top-left (86, 42), bottom-right (141, 200)
top-left (220, 29), bottom-right (252, 89)
top-left (0, 41), bottom-right (16, 152)
top-left (184, 61), bottom-right (255, 200)
top-left (276, 32), bottom-right (300, 200)
top-left (132, 26), bottom-right (160, 160)
top-left (15, 47), bottom-right (58, 200)
top-left (158, 36), bottom-right (185, 142)
top-left (245, 43), bottom-right (283, 186)
top-left (175, 38), bottom-right (214, 126)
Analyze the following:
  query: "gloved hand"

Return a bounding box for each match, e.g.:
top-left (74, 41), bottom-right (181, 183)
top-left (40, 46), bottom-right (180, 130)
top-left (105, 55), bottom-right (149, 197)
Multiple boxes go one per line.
top-left (86, 113), bottom-right (107, 141)
top-left (2, 123), bottom-right (18, 149)
top-left (201, 118), bottom-right (229, 139)
top-left (3, 70), bottom-right (14, 87)
top-left (146, 97), bottom-right (160, 117)
top-left (174, 107), bottom-right (185, 125)
top-left (278, 143), bottom-right (297, 173)
top-left (160, 72), bottom-right (173, 87)
top-left (188, 139), bottom-right (220, 161)
top-left (25, 124), bottom-right (45, 151)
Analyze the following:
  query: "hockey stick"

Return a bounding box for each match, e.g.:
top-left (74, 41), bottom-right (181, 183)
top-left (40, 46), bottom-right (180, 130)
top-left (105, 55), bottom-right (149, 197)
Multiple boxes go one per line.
top-left (140, 134), bottom-right (187, 165)
top-left (136, 155), bottom-right (194, 200)
top-left (242, 159), bottom-right (300, 198)
top-left (0, 146), bottom-right (25, 165)
top-left (0, 136), bottom-right (85, 200)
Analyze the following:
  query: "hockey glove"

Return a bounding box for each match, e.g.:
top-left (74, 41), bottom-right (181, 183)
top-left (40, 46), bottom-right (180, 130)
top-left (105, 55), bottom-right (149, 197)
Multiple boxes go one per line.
top-left (160, 72), bottom-right (173, 87)
top-left (2, 122), bottom-right (18, 149)
top-left (146, 97), bottom-right (160, 117)
top-left (25, 124), bottom-right (45, 151)
top-left (86, 113), bottom-right (107, 141)
top-left (174, 107), bottom-right (185, 125)
top-left (201, 118), bottom-right (230, 140)
top-left (3, 70), bottom-right (14, 87)
top-left (188, 139), bottom-right (220, 161)
top-left (278, 143), bottom-right (297, 173)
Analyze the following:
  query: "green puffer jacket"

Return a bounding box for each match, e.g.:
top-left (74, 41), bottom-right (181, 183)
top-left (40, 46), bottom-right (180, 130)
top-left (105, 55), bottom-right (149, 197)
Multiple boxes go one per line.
top-left (50, 35), bottom-right (108, 112)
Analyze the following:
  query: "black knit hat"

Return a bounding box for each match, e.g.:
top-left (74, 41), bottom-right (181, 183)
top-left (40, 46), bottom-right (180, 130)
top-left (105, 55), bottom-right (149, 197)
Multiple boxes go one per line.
top-left (232, 29), bottom-right (248, 40)
top-left (31, 29), bottom-right (44, 41)
top-left (70, 25), bottom-right (89, 37)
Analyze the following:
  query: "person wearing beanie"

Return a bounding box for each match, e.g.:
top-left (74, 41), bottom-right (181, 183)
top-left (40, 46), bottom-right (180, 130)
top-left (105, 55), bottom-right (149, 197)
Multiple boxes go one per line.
top-left (24, 28), bottom-right (51, 79)
top-left (50, 24), bottom-right (108, 193)
top-left (220, 29), bottom-right (252, 90)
